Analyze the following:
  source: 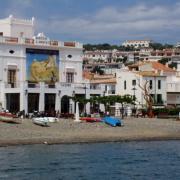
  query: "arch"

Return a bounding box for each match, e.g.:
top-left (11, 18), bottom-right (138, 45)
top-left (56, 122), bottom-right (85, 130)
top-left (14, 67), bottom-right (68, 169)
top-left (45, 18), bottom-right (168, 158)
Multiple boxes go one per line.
top-left (61, 95), bottom-right (70, 113)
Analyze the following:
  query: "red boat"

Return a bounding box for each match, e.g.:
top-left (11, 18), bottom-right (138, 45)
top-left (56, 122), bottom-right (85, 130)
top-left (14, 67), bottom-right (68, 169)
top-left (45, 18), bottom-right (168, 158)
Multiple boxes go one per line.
top-left (0, 112), bottom-right (20, 124)
top-left (80, 117), bottom-right (102, 122)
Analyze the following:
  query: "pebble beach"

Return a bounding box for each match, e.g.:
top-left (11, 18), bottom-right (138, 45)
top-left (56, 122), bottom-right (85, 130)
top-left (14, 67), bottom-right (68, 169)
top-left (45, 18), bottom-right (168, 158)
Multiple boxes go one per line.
top-left (0, 117), bottom-right (180, 146)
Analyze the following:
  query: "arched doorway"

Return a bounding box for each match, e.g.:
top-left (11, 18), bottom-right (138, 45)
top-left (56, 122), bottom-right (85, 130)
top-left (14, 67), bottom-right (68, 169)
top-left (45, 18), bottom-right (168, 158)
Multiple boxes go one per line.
top-left (61, 95), bottom-right (70, 113)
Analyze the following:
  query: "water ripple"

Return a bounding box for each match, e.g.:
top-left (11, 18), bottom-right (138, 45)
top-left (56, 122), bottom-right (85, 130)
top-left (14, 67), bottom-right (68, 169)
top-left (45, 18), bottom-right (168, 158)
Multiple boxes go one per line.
top-left (0, 141), bottom-right (180, 180)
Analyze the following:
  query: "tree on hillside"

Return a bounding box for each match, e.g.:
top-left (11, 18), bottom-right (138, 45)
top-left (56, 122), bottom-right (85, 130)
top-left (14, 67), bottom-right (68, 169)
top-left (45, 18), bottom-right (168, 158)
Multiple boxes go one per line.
top-left (150, 43), bottom-right (173, 50)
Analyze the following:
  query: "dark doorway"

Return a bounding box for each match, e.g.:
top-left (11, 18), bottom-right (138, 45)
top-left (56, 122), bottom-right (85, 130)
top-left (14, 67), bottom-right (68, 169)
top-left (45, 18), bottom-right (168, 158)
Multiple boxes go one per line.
top-left (45, 94), bottom-right (55, 116)
top-left (61, 95), bottom-right (70, 113)
top-left (28, 93), bottom-right (39, 113)
top-left (6, 93), bottom-right (20, 113)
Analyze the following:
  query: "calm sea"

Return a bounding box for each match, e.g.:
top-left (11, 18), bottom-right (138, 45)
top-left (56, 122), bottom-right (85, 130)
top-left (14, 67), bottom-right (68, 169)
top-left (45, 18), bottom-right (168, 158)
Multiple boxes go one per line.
top-left (0, 141), bottom-right (180, 180)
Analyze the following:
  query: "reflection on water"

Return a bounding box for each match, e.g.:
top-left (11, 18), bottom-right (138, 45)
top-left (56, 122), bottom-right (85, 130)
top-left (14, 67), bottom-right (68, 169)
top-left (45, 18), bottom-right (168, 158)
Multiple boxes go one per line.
top-left (0, 141), bottom-right (180, 180)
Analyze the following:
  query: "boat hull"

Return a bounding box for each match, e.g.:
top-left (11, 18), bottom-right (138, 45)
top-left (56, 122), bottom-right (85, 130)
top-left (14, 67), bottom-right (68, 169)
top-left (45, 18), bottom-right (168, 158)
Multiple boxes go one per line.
top-left (0, 113), bottom-right (21, 124)
top-left (103, 116), bottom-right (122, 127)
top-left (32, 118), bottom-right (49, 127)
top-left (80, 117), bottom-right (102, 122)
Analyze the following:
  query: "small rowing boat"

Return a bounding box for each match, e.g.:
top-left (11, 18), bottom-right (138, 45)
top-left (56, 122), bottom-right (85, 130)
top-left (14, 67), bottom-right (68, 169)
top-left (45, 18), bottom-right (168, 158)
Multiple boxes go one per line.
top-left (0, 112), bottom-right (21, 124)
top-left (103, 116), bottom-right (122, 127)
top-left (80, 117), bottom-right (102, 122)
top-left (32, 117), bottom-right (49, 127)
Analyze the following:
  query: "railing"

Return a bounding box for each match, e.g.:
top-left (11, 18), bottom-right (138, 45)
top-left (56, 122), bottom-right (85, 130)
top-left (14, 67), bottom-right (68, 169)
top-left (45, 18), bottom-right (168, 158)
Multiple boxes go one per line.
top-left (5, 82), bottom-right (20, 88)
top-left (28, 83), bottom-right (40, 88)
top-left (167, 83), bottom-right (180, 92)
top-left (45, 84), bottom-right (56, 88)
top-left (0, 36), bottom-right (18, 44)
top-left (0, 36), bottom-right (83, 48)
top-left (60, 82), bottom-right (72, 88)
top-left (90, 84), bottom-right (101, 90)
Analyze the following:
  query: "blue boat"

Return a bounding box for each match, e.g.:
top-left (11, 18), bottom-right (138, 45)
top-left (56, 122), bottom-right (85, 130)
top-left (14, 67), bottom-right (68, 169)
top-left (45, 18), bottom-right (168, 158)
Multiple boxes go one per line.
top-left (103, 116), bottom-right (122, 127)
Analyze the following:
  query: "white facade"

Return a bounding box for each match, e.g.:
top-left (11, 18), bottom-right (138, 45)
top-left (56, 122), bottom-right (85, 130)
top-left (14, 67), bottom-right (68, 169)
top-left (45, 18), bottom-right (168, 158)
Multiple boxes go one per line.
top-left (0, 15), bottom-right (35, 38)
top-left (0, 16), bottom-right (102, 115)
top-left (122, 40), bottom-right (152, 48)
top-left (116, 69), bottom-right (167, 108)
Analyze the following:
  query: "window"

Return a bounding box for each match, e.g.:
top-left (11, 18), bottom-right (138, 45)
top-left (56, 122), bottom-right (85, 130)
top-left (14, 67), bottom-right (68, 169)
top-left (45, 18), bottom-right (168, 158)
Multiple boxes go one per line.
top-left (157, 94), bottom-right (163, 104)
top-left (132, 80), bottom-right (136, 86)
top-left (8, 69), bottom-right (16, 88)
top-left (9, 50), bottom-right (14, 54)
top-left (124, 80), bottom-right (126, 90)
top-left (149, 80), bottom-right (153, 89)
top-left (158, 80), bottom-right (161, 89)
top-left (67, 54), bottom-right (72, 58)
top-left (66, 72), bottom-right (74, 83)
top-left (150, 94), bottom-right (155, 103)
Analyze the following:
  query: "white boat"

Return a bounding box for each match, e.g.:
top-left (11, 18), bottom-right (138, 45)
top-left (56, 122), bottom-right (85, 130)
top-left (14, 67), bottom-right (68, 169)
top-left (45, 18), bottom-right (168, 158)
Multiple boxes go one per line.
top-left (48, 117), bottom-right (58, 123)
top-left (32, 117), bottom-right (49, 127)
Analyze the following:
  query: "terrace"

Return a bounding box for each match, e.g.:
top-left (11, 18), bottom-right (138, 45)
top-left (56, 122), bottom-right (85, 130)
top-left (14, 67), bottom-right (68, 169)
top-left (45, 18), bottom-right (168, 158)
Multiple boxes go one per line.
top-left (0, 36), bottom-right (83, 49)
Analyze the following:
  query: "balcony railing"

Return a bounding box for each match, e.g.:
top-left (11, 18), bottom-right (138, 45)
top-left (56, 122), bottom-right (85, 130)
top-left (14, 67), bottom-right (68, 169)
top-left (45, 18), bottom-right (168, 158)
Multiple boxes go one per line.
top-left (167, 83), bottom-right (180, 92)
top-left (5, 82), bottom-right (20, 88)
top-left (0, 36), bottom-right (83, 48)
top-left (28, 83), bottom-right (40, 88)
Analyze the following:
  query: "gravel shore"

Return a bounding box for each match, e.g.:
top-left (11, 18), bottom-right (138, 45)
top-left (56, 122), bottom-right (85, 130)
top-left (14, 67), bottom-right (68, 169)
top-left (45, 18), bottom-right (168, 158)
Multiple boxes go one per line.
top-left (0, 117), bottom-right (180, 146)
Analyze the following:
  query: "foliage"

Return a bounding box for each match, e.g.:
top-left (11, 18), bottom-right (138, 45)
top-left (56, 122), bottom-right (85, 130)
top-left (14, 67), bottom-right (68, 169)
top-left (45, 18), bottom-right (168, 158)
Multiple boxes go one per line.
top-left (158, 58), bottom-right (169, 65)
top-left (83, 44), bottom-right (135, 51)
top-left (91, 66), bottom-right (104, 75)
top-left (150, 43), bottom-right (173, 50)
top-left (153, 108), bottom-right (180, 116)
top-left (71, 94), bottom-right (134, 115)
top-left (158, 58), bottom-right (177, 69)
top-left (169, 62), bottom-right (177, 69)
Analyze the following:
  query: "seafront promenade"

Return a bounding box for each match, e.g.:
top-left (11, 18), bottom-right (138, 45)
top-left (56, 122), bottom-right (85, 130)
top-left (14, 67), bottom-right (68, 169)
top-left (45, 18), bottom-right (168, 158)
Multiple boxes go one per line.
top-left (0, 117), bottom-right (180, 146)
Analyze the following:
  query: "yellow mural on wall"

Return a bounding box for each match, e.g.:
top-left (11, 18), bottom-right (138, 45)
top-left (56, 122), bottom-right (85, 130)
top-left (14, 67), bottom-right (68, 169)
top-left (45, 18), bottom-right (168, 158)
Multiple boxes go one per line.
top-left (29, 55), bottom-right (59, 82)
top-left (26, 49), bottom-right (59, 83)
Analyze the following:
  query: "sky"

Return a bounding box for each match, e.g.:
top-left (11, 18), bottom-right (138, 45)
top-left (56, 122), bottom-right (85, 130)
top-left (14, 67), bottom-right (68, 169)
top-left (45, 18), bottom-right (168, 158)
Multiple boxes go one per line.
top-left (0, 0), bottom-right (180, 45)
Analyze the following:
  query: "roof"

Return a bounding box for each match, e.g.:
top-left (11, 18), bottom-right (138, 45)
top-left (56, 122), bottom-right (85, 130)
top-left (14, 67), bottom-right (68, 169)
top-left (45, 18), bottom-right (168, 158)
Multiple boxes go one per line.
top-left (150, 61), bottom-right (175, 72)
top-left (135, 71), bottom-right (166, 77)
top-left (128, 61), bottom-right (176, 73)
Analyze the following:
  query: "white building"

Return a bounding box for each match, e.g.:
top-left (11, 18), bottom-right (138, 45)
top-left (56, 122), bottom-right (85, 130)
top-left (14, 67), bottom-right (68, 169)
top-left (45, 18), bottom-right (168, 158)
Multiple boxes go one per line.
top-left (0, 15), bottom-right (103, 115)
top-left (122, 40), bottom-right (152, 48)
top-left (116, 69), bottom-right (167, 108)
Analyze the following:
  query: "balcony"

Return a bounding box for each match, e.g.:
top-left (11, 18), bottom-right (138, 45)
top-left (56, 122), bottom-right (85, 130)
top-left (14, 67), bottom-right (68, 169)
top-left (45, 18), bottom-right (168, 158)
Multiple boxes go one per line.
top-left (5, 82), bottom-right (20, 88)
top-left (0, 36), bottom-right (83, 48)
top-left (28, 83), bottom-right (40, 88)
top-left (167, 83), bottom-right (180, 92)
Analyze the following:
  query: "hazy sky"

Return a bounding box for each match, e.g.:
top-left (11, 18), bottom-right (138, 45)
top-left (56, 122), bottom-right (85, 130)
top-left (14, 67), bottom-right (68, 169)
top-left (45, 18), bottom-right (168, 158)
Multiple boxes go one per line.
top-left (1, 0), bottom-right (180, 44)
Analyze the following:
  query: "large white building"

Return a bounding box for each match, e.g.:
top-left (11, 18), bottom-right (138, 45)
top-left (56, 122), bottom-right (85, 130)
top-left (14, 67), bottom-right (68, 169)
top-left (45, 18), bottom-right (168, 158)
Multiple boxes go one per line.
top-left (0, 15), bottom-right (103, 115)
top-left (122, 40), bottom-right (152, 48)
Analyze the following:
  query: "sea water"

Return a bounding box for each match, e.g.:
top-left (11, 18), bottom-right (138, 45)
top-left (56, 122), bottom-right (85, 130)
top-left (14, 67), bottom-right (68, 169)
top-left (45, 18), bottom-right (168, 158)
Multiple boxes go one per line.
top-left (0, 141), bottom-right (180, 180)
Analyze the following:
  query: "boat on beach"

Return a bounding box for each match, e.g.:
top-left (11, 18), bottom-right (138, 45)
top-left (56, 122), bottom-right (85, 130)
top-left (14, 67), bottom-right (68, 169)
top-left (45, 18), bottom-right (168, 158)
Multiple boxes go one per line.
top-left (103, 116), bottom-right (122, 127)
top-left (32, 117), bottom-right (50, 127)
top-left (0, 112), bottom-right (21, 124)
top-left (32, 117), bottom-right (58, 126)
top-left (80, 117), bottom-right (102, 122)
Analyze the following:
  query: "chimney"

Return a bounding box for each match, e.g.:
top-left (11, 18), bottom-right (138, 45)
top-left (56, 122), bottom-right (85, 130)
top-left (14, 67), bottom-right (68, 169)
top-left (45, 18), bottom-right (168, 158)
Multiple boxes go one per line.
top-left (160, 70), bottom-right (163, 76)
top-left (165, 62), bottom-right (169, 67)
